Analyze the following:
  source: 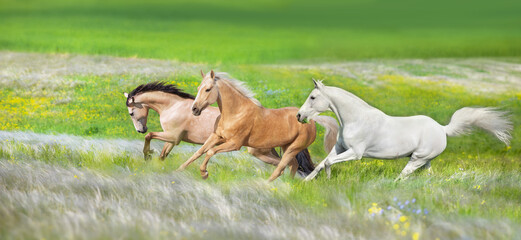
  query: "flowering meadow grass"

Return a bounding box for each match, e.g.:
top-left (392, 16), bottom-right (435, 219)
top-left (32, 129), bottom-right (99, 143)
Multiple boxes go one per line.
top-left (1, 53), bottom-right (520, 239)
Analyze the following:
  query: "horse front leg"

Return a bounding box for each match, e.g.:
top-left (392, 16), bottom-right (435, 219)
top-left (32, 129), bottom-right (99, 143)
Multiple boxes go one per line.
top-left (304, 146), bottom-right (339, 180)
top-left (143, 132), bottom-right (180, 161)
top-left (143, 132), bottom-right (155, 160)
top-left (304, 147), bottom-right (360, 181)
top-left (199, 141), bottom-right (241, 179)
top-left (178, 133), bottom-right (223, 171)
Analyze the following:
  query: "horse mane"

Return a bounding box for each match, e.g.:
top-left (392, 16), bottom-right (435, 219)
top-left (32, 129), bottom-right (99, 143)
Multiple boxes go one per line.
top-left (328, 86), bottom-right (375, 110)
top-left (126, 81), bottom-right (195, 106)
top-left (215, 72), bottom-right (262, 107)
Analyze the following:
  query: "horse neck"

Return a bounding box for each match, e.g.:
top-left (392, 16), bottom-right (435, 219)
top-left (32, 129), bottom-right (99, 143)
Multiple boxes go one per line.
top-left (325, 87), bottom-right (377, 124)
top-left (136, 91), bottom-right (184, 115)
top-left (216, 80), bottom-right (256, 116)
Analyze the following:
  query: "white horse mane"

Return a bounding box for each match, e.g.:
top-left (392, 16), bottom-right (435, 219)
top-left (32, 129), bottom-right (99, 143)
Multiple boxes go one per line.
top-left (215, 72), bottom-right (262, 107)
top-left (315, 79), bottom-right (371, 109)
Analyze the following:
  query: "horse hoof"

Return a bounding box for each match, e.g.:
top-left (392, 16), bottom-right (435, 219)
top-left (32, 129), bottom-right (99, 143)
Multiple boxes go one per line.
top-left (201, 171), bottom-right (209, 180)
top-left (304, 175), bottom-right (314, 181)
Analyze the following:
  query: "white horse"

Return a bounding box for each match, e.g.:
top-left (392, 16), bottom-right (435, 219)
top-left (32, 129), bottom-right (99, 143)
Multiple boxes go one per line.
top-left (297, 79), bottom-right (513, 181)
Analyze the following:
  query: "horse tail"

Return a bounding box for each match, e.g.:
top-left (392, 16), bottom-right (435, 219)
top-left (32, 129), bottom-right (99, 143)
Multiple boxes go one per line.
top-left (296, 148), bottom-right (314, 176)
top-left (443, 107), bottom-right (512, 145)
top-left (311, 115), bottom-right (339, 153)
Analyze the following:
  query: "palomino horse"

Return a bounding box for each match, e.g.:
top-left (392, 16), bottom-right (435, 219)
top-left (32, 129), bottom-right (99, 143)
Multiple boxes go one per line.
top-left (297, 79), bottom-right (513, 181)
top-left (178, 71), bottom-right (339, 182)
top-left (124, 82), bottom-right (281, 164)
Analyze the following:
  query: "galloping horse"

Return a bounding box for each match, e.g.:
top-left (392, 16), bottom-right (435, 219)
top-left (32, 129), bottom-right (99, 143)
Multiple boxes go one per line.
top-left (124, 82), bottom-right (281, 164)
top-left (297, 79), bottom-right (513, 181)
top-left (178, 71), bottom-right (339, 182)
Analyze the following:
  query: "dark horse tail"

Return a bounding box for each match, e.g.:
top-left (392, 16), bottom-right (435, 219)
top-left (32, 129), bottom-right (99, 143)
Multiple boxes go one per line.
top-left (296, 148), bottom-right (314, 177)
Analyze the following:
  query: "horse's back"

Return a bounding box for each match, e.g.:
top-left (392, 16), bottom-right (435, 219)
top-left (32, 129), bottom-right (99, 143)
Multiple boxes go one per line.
top-left (364, 115), bottom-right (446, 159)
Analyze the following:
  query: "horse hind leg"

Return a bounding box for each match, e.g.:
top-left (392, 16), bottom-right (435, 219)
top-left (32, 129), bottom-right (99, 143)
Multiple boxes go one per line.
top-left (395, 154), bottom-right (433, 181)
top-left (268, 148), bottom-right (300, 182)
top-left (289, 158), bottom-right (299, 178)
top-left (421, 161), bottom-right (433, 174)
top-left (247, 148), bottom-right (281, 166)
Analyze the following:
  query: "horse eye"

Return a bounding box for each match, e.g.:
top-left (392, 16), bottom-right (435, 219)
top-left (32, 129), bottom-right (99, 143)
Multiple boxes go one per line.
top-left (205, 88), bottom-right (211, 92)
top-left (310, 96), bottom-right (315, 100)
top-left (129, 112), bottom-right (134, 116)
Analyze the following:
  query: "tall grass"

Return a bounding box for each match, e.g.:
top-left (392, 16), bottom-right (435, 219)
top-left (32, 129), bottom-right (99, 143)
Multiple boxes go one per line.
top-left (0, 52), bottom-right (520, 239)
top-left (1, 132), bottom-right (520, 239)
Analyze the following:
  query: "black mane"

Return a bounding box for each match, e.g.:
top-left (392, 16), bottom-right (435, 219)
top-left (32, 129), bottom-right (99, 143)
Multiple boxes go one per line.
top-left (126, 81), bottom-right (195, 106)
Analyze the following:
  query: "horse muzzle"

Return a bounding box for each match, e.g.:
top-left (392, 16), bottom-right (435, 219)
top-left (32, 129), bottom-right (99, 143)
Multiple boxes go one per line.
top-left (137, 126), bottom-right (148, 134)
top-left (296, 113), bottom-right (308, 123)
top-left (192, 106), bottom-right (201, 116)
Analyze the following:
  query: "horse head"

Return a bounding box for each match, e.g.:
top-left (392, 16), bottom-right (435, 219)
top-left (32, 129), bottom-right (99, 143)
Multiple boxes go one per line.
top-left (297, 78), bottom-right (329, 123)
top-left (192, 70), bottom-right (219, 116)
top-left (124, 92), bottom-right (149, 133)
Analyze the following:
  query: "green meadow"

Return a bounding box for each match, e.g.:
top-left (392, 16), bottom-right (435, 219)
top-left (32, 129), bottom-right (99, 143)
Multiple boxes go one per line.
top-left (1, 0), bottom-right (521, 63)
top-left (1, 0), bottom-right (521, 239)
top-left (1, 53), bottom-right (520, 239)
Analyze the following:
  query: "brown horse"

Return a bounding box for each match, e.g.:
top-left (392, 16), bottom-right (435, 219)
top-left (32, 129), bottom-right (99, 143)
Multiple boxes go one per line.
top-left (179, 71), bottom-right (339, 181)
top-left (124, 82), bottom-right (280, 163)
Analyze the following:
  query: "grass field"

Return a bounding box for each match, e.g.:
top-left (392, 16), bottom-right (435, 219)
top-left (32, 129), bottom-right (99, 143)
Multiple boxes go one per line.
top-left (1, 52), bottom-right (520, 239)
top-left (1, 0), bottom-right (521, 239)
top-left (1, 0), bottom-right (521, 63)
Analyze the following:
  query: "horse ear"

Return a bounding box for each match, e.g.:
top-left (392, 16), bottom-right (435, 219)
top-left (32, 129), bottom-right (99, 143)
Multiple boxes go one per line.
top-left (312, 78), bottom-right (319, 88)
top-left (200, 70), bottom-right (205, 78)
top-left (312, 78), bottom-right (323, 89)
top-left (124, 92), bottom-right (129, 98)
top-left (210, 70), bottom-right (215, 79)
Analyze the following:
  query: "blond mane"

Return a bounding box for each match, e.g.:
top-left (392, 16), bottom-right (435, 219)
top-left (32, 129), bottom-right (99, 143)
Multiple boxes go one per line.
top-left (215, 72), bottom-right (262, 106)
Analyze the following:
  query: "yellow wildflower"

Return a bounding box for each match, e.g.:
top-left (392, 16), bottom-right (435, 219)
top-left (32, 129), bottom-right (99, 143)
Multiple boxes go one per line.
top-left (412, 232), bottom-right (420, 240)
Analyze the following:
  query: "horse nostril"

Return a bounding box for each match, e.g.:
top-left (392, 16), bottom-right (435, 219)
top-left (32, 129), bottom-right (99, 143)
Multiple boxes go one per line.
top-left (192, 107), bottom-right (197, 112)
top-left (296, 113), bottom-right (301, 120)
